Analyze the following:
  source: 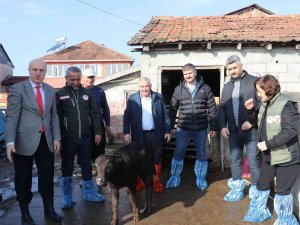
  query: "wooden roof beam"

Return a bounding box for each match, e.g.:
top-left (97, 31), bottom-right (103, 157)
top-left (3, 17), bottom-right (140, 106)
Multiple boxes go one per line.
top-left (237, 43), bottom-right (242, 50)
top-left (206, 42), bottom-right (212, 50)
top-left (143, 45), bottom-right (150, 52)
top-left (260, 42), bottom-right (272, 50)
top-left (178, 42), bottom-right (183, 50)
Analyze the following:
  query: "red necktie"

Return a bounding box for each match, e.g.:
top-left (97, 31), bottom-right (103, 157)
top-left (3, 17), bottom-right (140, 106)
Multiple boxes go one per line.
top-left (36, 86), bottom-right (44, 133)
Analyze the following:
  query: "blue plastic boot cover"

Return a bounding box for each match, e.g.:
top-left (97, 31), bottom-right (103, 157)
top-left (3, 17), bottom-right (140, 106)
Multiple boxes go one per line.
top-left (194, 160), bottom-right (208, 190)
top-left (223, 178), bottom-right (245, 202)
top-left (243, 186), bottom-right (273, 222)
top-left (60, 176), bottom-right (76, 209)
top-left (166, 159), bottom-right (184, 189)
top-left (274, 194), bottom-right (299, 225)
top-left (82, 180), bottom-right (106, 202)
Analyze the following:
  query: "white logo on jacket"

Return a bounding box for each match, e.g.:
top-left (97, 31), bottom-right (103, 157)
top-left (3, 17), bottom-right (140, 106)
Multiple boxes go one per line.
top-left (267, 115), bottom-right (281, 124)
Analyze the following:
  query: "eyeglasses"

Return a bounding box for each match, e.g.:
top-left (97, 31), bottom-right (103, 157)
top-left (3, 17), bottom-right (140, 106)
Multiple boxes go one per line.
top-left (70, 78), bottom-right (81, 81)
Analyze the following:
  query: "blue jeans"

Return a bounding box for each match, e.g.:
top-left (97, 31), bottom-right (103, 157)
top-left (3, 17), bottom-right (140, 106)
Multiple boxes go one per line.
top-left (229, 128), bottom-right (260, 185)
top-left (174, 128), bottom-right (207, 161)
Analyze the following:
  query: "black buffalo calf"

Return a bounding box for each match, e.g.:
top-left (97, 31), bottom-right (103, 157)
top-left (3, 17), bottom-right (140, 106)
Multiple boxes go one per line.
top-left (95, 141), bottom-right (154, 225)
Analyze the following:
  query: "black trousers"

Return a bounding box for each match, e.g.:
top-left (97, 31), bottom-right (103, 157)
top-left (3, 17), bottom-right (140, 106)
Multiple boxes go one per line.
top-left (92, 124), bottom-right (106, 162)
top-left (142, 130), bottom-right (162, 164)
top-left (257, 156), bottom-right (300, 195)
top-left (61, 136), bottom-right (93, 181)
top-left (13, 134), bottom-right (54, 204)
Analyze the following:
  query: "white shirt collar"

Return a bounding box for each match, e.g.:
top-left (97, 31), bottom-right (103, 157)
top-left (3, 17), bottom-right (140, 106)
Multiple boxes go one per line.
top-left (29, 79), bottom-right (43, 89)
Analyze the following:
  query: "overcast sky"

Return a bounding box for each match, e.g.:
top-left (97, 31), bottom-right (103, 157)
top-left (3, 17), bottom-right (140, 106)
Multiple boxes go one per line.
top-left (1, 0), bottom-right (299, 75)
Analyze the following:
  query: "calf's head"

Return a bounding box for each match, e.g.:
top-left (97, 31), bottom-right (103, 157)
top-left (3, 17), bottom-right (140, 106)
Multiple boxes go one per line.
top-left (95, 155), bottom-right (109, 187)
top-left (95, 154), bottom-right (123, 188)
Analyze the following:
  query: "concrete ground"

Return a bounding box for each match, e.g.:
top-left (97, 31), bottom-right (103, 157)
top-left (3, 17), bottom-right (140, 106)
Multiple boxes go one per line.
top-left (0, 156), bottom-right (279, 225)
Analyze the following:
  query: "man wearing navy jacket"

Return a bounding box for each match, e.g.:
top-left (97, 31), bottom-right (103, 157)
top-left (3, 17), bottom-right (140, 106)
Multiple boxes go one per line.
top-left (83, 69), bottom-right (111, 161)
top-left (123, 77), bottom-right (171, 193)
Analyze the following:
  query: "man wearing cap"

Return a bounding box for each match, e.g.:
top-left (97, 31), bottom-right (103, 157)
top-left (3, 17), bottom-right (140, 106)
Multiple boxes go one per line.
top-left (166, 63), bottom-right (218, 191)
top-left (83, 69), bottom-right (111, 161)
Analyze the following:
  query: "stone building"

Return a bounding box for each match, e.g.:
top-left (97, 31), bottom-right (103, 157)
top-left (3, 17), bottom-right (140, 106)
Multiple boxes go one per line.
top-left (127, 3), bottom-right (300, 217)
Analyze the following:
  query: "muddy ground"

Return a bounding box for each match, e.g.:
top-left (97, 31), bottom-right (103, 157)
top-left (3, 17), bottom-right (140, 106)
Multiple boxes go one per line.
top-left (0, 147), bottom-right (277, 225)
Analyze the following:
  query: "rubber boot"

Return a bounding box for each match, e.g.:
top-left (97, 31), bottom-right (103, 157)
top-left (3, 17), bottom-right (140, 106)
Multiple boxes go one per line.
top-left (274, 194), bottom-right (299, 225)
top-left (42, 196), bottom-right (63, 222)
top-left (153, 164), bottom-right (164, 193)
top-left (136, 176), bottom-right (145, 191)
top-left (223, 178), bottom-right (245, 202)
top-left (19, 202), bottom-right (36, 225)
top-left (194, 160), bottom-right (208, 190)
top-left (82, 180), bottom-right (105, 202)
top-left (166, 159), bottom-right (184, 189)
top-left (243, 186), bottom-right (273, 222)
top-left (60, 176), bottom-right (76, 209)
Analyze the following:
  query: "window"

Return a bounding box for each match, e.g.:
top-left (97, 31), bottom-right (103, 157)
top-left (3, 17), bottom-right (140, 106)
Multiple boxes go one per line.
top-left (124, 90), bottom-right (137, 105)
top-left (73, 64), bottom-right (98, 76)
top-left (46, 64), bottom-right (68, 77)
top-left (105, 63), bottom-right (130, 76)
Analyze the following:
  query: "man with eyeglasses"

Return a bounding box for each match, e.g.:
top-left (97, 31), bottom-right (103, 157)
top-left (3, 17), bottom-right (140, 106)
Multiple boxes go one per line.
top-left (56, 66), bottom-right (105, 210)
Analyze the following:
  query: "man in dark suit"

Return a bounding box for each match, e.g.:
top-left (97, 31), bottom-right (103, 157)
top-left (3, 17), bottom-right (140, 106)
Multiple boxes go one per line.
top-left (5, 59), bottom-right (62, 225)
top-left (123, 77), bottom-right (171, 193)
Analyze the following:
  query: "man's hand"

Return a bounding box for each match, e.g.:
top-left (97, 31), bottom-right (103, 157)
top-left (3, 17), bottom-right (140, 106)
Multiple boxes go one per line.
top-left (210, 131), bottom-right (216, 138)
top-left (53, 140), bottom-right (61, 154)
top-left (7, 144), bottom-right (16, 162)
top-left (124, 134), bottom-right (131, 143)
top-left (165, 133), bottom-right (171, 143)
top-left (221, 128), bottom-right (230, 138)
top-left (95, 135), bottom-right (102, 145)
top-left (257, 141), bottom-right (267, 151)
top-left (244, 98), bottom-right (254, 110)
top-left (171, 129), bottom-right (176, 136)
top-left (241, 121), bottom-right (252, 131)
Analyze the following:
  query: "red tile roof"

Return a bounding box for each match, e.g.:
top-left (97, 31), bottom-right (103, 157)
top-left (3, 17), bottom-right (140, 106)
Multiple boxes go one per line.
top-left (44, 77), bottom-right (102, 89)
top-left (43, 77), bottom-right (66, 89)
top-left (43, 40), bottom-right (134, 62)
top-left (128, 14), bottom-right (300, 45)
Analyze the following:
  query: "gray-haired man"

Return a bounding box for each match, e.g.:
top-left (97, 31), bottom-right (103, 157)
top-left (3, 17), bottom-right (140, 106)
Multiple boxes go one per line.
top-left (219, 55), bottom-right (260, 202)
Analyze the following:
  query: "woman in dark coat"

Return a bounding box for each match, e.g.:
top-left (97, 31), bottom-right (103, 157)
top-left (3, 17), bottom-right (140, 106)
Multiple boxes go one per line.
top-left (243, 74), bottom-right (300, 224)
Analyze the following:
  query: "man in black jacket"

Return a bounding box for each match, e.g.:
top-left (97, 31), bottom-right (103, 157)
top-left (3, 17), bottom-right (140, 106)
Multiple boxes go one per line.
top-left (219, 55), bottom-right (260, 202)
top-left (56, 67), bottom-right (105, 209)
top-left (166, 63), bottom-right (218, 190)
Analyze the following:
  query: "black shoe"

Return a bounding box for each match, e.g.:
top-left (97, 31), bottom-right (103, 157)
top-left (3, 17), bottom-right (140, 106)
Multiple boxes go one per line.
top-left (43, 197), bottom-right (63, 222)
top-left (19, 202), bottom-right (36, 225)
top-left (45, 210), bottom-right (63, 222)
top-left (21, 217), bottom-right (36, 225)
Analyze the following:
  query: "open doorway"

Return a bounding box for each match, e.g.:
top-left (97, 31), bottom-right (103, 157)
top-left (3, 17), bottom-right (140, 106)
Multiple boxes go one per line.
top-left (161, 66), bottom-right (222, 164)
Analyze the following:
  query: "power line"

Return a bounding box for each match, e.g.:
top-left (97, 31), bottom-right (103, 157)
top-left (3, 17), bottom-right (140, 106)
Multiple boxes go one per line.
top-left (77, 0), bottom-right (143, 27)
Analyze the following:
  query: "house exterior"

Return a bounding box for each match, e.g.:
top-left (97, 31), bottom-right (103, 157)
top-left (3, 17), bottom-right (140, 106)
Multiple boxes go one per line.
top-left (128, 4), bottom-right (300, 218)
top-left (42, 40), bottom-right (134, 88)
top-left (0, 43), bottom-right (14, 109)
top-left (94, 66), bottom-right (141, 141)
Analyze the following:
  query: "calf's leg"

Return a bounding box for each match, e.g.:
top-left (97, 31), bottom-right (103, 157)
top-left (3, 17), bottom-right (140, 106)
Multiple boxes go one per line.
top-left (127, 185), bottom-right (140, 221)
top-left (143, 174), bottom-right (153, 216)
top-left (110, 184), bottom-right (119, 225)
